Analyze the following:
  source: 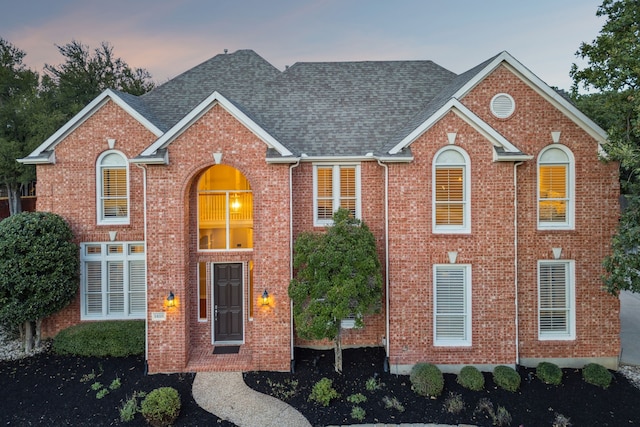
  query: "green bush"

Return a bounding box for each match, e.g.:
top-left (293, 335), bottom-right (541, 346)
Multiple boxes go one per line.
top-left (536, 362), bottom-right (563, 385)
top-left (410, 363), bottom-right (444, 397)
top-left (308, 377), bottom-right (340, 407)
top-left (53, 320), bottom-right (144, 357)
top-left (350, 406), bottom-right (366, 421)
top-left (456, 366), bottom-right (485, 391)
top-left (582, 363), bottom-right (612, 389)
top-left (492, 365), bottom-right (521, 392)
top-left (140, 387), bottom-right (181, 427)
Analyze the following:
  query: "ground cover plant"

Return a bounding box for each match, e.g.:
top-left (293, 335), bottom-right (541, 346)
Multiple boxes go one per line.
top-left (244, 347), bottom-right (640, 426)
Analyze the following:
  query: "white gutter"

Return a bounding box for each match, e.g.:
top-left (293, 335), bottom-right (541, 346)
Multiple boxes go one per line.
top-left (377, 159), bottom-right (390, 368)
top-left (135, 163), bottom-right (149, 373)
top-left (289, 159), bottom-right (301, 371)
top-left (513, 161), bottom-right (523, 366)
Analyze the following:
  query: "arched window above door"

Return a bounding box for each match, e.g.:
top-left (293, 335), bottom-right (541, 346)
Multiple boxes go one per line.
top-left (198, 165), bottom-right (253, 250)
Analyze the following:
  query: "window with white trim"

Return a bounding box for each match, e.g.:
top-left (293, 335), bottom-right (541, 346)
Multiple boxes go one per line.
top-left (313, 164), bottom-right (361, 225)
top-left (433, 147), bottom-right (470, 233)
top-left (81, 242), bottom-right (146, 320)
top-left (97, 151), bottom-right (129, 224)
top-left (433, 264), bottom-right (471, 346)
top-left (538, 146), bottom-right (574, 229)
top-left (538, 260), bottom-right (575, 340)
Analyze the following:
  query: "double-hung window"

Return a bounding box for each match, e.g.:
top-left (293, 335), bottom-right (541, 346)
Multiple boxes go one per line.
top-left (433, 147), bottom-right (470, 233)
top-left (538, 260), bottom-right (575, 340)
top-left (433, 264), bottom-right (472, 346)
top-left (97, 151), bottom-right (129, 224)
top-left (538, 146), bottom-right (574, 229)
top-left (81, 242), bottom-right (146, 320)
top-left (313, 164), bottom-right (360, 225)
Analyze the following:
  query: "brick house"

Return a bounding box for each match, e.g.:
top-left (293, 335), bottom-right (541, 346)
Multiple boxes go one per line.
top-left (20, 49), bottom-right (620, 374)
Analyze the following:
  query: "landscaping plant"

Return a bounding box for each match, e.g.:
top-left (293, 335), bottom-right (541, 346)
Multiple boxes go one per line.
top-left (492, 365), bottom-right (521, 392)
top-left (536, 361), bottom-right (563, 385)
top-left (308, 377), bottom-right (340, 406)
top-left (410, 362), bottom-right (444, 397)
top-left (583, 363), bottom-right (613, 389)
top-left (456, 365), bottom-right (485, 391)
top-left (140, 387), bottom-right (181, 427)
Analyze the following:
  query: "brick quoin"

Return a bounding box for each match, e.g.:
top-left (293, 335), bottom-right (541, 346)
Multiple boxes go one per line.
top-left (33, 61), bottom-right (619, 374)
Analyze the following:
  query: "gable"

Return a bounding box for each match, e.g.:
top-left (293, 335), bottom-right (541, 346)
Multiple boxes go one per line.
top-left (133, 91), bottom-right (294, 164)
top-left (19, 89), bottom-right (163, 165)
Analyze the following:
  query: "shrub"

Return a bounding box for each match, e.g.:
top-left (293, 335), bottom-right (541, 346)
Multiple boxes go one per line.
top-left (119, 391), bottom-right (146, 423)
top-left (308, 377), bottom-right (339, 407)
top-left (410, 363), bottom-right (444, 397)
top-left (351, 406), bottom-right (366, 421)
top-left (382, 395), bottom-right (405, 412)
top-left (365, 376), bottom-right (383, 391)
top-left (347, 393), bottom-right (367, 404)
top-left (456, 365), bottom-right (485, 391)
top-left (492, 365), bottom-right (521, 392)
top-left (443, 392), bottom-right (465, 414)
top-left (53, 320), bottom-right (144, 357)
top-left (536, 362), bottom-right (563, 385)
top-left (494, 405), bottom-right (513, 427)
top-left (582, 363), bottom-right (612, 389)
top-left (140, 387), bottom-right (181, 427)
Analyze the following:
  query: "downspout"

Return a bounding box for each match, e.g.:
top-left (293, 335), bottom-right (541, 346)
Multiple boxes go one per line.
top-left (377, 159), bottom-right (390, 372)
top-left (513, 161), bottom-right (523, 367)
top-left (135, 163), bottom-right (149, 375)
top-left (289, 159), bottom-right (301, 373)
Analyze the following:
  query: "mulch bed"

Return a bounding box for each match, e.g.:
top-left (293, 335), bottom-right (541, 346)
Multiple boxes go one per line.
top-left (2, 346), bottom-right (639, 426)
top-left (244, 346), bottom-right (640, 426)
top-left (0, 350), bottom-right (234, 426)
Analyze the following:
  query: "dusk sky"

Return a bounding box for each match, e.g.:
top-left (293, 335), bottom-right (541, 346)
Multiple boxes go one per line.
top-left (2, 0), bottom-right (604, 91)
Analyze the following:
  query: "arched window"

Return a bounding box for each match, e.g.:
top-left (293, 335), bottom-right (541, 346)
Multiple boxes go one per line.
top-left (198, 165), bottom-right (253, 250)
top-left (433, 146), bottom-right (470, 233)
top-left (97, 151), bottom-right (129, 224)
top-left (538, 145), bottom-right (574, 229)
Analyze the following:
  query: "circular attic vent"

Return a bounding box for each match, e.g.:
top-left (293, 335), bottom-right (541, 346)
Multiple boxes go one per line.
top-left (490, 93), bottom-right (515, 118)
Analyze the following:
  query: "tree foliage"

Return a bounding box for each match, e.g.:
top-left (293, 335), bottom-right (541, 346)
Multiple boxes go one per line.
top-left (288, 208), bottom-right (383, 372)
top-left (43, 40), bottom-right (155, 119)
top-left (0, 212), bottom-right (78, 350)
top-left (571, 0), bottom-right (640, 295)
top-left (0, 38), bottom-right (41, 215)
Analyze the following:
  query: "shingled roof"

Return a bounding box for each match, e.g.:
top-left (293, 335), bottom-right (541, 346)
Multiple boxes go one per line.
top-left (22, 49), bottom-right (607, 165)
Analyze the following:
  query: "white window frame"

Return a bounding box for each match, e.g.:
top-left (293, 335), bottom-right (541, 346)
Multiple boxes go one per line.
top-left (537, 145), bottom-right (574, 230)
top-left (80, 242), bottom-right (146, 320)
top-left (432, 146), bottom-right (471, 234)
top-left (96, 150), bottom-right (130, 225)
top-left (433, 264), bottom-right (472, 347)
top-left (538, 260), bottom-right (575, 340)
top-left (313, 163), bottom-right (361, 226)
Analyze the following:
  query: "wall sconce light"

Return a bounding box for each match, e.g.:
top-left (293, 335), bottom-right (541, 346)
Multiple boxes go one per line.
top-left (167, 291), bottom-right (176, 308)
top-left (261, 289), bottom-right (269, 306)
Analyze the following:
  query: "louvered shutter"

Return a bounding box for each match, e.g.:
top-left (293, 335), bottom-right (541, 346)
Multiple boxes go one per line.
top-left (339, 166), bottom-right (356, 217)
top-left (316, 167), bottom-right (333, 220)
top-left (435, 167), bottom-right (464, 225)
top-left (539, 165), bottom-right (567, 222)
top-left (435, 267), bottom-right (468, 342)
top-left (107, 261), bottom-right (125, 314)
top-left (85, 261), bottom-right (103, 315)
top-left (539, 263), bottom-right (569, 334)
top-left (129, 260), bottom-right (146, 315)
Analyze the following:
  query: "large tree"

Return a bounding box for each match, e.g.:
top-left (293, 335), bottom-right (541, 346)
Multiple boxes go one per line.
top-left (571, 0), bottom-right (640, 294)
top-left (0, 212), bottom-right (78, 351)
top-left (43, 40), bottom-right (155, 120)
top-left (288, 208), bottom-right (383, 372)
top-left (0, 38), bottom-right (40, 215)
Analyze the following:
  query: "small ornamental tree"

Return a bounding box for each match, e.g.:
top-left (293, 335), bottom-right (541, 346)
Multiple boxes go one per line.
top-left (288, 208), bottom-right (383, 372)
top-left (0, 212), bottom-right (79, 351)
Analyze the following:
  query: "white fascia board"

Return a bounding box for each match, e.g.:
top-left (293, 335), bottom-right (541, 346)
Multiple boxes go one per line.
top-left (388, 98), bottom-right (521, 155)
top-left (453, 51), bottom-right (608, 145)
top-left (139, 91), bottom-right (292, 158)
top-left (25, 89), bottom-right (163, 159)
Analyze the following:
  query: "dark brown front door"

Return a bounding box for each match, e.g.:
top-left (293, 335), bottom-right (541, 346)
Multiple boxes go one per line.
top-left (213, 263), bottom-right (243, 343)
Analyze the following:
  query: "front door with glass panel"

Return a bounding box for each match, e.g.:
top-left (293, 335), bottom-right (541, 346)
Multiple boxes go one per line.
top-left (212, 263), bottom-right (243, 343)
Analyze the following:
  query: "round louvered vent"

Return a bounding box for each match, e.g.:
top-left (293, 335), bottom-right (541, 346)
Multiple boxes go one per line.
top-left (490, 93), bottom-right (515, 118)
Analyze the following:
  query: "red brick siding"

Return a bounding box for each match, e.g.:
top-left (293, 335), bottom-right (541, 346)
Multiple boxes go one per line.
top-left (37, 100), bottom-right (154, 338)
